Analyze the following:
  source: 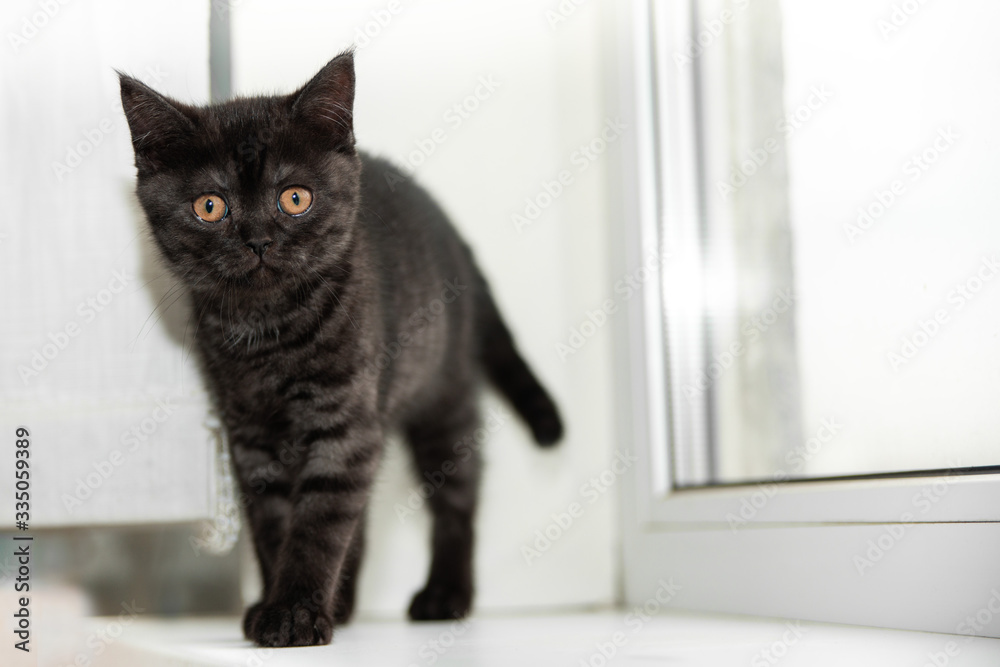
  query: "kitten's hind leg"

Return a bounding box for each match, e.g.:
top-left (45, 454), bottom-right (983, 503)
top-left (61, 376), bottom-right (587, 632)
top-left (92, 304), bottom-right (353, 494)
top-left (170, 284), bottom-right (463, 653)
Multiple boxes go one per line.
top-left (405, 398), bottom-right (482, 621)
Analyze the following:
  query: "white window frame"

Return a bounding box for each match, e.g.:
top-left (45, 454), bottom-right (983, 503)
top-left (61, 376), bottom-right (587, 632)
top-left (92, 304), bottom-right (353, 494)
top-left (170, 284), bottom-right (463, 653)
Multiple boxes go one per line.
top-left (613, 0), bottom-right (1000, 637)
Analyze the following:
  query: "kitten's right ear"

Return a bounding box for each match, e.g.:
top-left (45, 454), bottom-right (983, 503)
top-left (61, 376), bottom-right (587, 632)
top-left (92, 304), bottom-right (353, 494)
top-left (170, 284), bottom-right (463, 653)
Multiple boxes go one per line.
top-left (118, 73), bottom-right (198, 172)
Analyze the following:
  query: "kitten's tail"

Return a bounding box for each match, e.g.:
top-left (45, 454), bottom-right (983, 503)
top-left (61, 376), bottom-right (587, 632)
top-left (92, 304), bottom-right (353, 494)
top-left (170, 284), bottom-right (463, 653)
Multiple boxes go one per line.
top-left (476, 279), bottom-right (564, 446)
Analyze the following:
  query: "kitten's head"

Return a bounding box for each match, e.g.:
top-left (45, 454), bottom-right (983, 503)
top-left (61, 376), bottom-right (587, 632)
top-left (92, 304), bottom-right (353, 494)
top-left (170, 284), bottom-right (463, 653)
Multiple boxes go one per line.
top-left (119, 51), bottom-right (360, 302)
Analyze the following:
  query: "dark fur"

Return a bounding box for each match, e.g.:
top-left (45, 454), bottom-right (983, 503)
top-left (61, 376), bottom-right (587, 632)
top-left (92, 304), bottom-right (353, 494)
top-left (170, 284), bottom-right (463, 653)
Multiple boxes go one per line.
top-left (119, 51), bottom-right (563, 647)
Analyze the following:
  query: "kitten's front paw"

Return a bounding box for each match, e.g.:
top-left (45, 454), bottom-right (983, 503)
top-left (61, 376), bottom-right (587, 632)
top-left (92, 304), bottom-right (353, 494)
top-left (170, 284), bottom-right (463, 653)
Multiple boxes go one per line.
top-left (242, 601), bottom-right (265, 640)
top-left (408, 583), bottom-right (472, 621)
top-left (246, 598), bottom-right (333, 647)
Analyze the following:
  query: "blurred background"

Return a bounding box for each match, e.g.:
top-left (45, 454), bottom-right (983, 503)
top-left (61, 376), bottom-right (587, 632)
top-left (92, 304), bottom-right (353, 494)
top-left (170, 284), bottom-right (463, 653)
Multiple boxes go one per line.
top-left (3, 0), bottom-right (1000, 664)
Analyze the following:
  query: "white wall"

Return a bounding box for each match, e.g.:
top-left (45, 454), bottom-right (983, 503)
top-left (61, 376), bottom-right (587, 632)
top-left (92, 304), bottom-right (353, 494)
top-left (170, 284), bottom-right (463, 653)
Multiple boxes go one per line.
top-left (230, 0), bottom-right (617, 615)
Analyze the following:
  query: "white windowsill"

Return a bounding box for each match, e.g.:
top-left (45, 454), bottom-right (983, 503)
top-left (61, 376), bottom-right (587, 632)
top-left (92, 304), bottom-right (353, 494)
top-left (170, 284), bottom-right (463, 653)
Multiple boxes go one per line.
top-left (89, 610), bottom-right (1000, 666)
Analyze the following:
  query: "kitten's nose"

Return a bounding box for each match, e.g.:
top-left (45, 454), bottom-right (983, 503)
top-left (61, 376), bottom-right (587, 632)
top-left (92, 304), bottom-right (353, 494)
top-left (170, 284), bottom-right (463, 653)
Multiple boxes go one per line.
top-left (245, 238), bottom-right (272, 259)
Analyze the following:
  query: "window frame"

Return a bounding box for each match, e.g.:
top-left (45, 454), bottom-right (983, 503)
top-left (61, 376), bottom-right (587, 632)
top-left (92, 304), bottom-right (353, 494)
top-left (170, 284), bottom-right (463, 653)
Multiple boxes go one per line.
top-left (613, 0), bottom-right (1000, 637)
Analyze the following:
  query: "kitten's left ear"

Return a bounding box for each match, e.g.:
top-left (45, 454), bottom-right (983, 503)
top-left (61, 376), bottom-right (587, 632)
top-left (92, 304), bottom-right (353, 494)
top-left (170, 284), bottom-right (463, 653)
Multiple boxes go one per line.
top-left (290, 50), bottom-right (356, 152)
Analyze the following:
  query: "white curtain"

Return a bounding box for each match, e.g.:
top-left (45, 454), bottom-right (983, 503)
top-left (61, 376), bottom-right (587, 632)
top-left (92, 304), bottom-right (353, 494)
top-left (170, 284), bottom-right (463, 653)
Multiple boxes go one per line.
top-left (0, 0), bottom-right (216, 526)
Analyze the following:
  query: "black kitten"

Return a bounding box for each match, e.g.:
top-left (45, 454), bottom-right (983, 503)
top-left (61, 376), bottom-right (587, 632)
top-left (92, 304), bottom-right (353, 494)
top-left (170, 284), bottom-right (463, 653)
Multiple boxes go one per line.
top-left (118, 51), bottom-right (563, 647)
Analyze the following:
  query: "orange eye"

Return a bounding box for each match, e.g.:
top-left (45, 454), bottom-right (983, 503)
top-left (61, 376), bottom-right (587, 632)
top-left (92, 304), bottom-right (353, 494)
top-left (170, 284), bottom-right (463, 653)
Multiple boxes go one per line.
top-left (278, 187), bottom-right (312, 216)
top-left (193, 194), bottom-right (228, 223)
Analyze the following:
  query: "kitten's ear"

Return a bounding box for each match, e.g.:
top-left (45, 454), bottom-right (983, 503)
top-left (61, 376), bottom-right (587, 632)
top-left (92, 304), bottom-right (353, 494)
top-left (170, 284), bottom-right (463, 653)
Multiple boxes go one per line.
top-left (290, 50), bottom-right (356, 152)
top-left (118, 73), bottom-right (198, 172)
